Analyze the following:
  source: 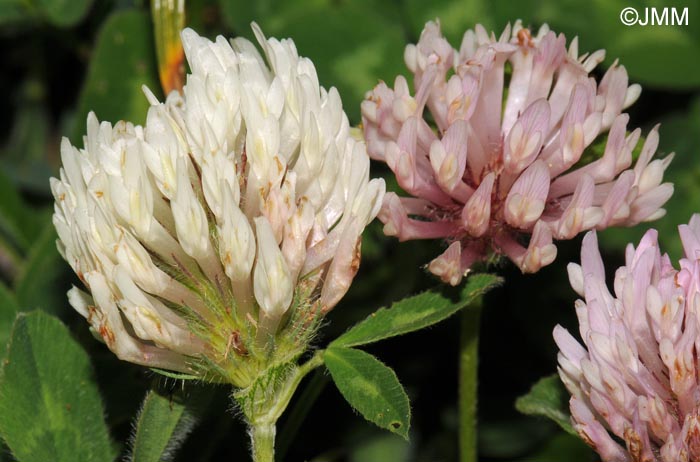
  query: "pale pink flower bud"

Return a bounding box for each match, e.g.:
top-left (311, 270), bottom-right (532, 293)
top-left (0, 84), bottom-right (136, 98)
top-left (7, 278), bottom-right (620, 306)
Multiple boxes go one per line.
top-left (262, 172), bottom-right (296, 243)
top-left (554, 215), bottom-right (700, 461)
top-left (462, 172), bottom-right (495, 238)
top-left (504, 160), bottom-right (550, 229)
top-left (51, 24), bottom-right (384, 385)
top-left (498, 220), bottom-right (557, 273)
top-left (363, 20), bottom-right (673, 282)
top-left (281, 199), bottom-right (315, 280)
top-left (319, 219), bottom-right (363, 312)
top-left (504, 99), bottom-right (550, 174)
top-left (429, 119), bottom-right (470, 198)
top-left (428, 241), bottom-right (466, 286)
top-left (549, 175), bottom-right (603, 239)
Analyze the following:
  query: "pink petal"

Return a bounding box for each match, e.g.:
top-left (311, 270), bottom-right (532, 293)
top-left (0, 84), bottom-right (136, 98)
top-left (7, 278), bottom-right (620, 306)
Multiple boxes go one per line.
top-left (596, 171), bottom-right (634, 229)
top-left (378, 192), bottom-right (459, 241)
top-left (461, 172), bottom-right (495, 237)
top-left (427, 241), bottom-right (464, 286)
top-left (548, 174), bottom-right (603, 239)
top-left (505, 160), bottom-right (550, 229)
top-left (580, 231), bottom-right (606, 282)
top-left (570, 397), bottom-right (630, 462)
top-left (553, 325), bottom-right (588, 366)
top-left (628, 183), bottom-right (673, 225)
top-left (526, 32), bottom-right (567, 105)
top-left (504, 99), bottom-right (550, 174)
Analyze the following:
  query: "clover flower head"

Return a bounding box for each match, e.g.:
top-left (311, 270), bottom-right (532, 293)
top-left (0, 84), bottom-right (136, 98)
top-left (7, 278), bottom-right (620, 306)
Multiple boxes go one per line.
top-left (555, 215), bottom-right (700, 461)
top-left (51, 24), bottom-right (384, 385)
top-left (362, 20), bottom-right (673, 284)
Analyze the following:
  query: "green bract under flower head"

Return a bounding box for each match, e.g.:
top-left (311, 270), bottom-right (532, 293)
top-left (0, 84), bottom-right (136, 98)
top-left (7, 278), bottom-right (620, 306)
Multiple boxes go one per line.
top-left (51, 24), bottom-right (385, 387)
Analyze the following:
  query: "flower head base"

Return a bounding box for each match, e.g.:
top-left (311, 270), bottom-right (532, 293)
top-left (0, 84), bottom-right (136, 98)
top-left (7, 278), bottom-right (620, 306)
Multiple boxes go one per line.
top-left (362, 20), bottom-right (673, 284)
top-left (52, 25), bottom-right (384, 387)
top-left (555, 215), bottom-right (700, 461)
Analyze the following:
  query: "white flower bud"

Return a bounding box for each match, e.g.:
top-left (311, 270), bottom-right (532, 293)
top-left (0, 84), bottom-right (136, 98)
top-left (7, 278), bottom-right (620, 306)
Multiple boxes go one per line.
top-left (253, 217), bottom-right (294, 325)
top-left (218, 183), bottom-right (255, 282)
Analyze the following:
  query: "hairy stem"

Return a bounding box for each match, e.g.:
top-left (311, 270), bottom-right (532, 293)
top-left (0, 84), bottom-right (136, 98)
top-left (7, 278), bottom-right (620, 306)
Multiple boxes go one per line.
top-left (459, 299), bottom-right (482, 462)
top-left (236, 351), bottom-right (325, 462)
top-left (250, 422), bottom-right (276, 462)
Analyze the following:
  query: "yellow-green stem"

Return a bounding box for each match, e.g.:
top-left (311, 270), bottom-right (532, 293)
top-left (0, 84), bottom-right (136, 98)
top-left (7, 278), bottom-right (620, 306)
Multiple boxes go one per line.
top-left (251, 423), bottom-right (276, 462)
top-left (459, 300), bottom-right (482, 462)
top-left (237, 352), bottom-right (324, 462)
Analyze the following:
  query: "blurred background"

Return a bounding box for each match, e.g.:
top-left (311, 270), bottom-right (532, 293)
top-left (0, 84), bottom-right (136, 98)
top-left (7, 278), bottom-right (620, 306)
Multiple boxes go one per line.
top-left (0, 0), bottom-right (698, 460)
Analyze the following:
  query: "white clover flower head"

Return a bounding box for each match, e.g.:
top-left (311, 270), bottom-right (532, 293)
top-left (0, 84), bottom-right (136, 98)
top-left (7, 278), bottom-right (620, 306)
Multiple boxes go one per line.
top-left (363, 20), bottom-right (673, 285)
top-left (52, 24), bottom-right (385, 386)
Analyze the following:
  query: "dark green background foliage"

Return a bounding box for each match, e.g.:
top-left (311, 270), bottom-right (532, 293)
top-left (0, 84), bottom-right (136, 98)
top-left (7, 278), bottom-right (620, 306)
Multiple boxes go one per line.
top-left (0, 0), bottom-right (698, 460)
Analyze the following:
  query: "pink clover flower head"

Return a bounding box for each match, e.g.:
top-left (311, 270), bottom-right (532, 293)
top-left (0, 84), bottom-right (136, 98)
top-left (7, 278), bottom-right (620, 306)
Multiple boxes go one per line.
top-left (555, 215), bottom-right (700, 461)
top-left (362, 20), bottom-right (673, 284)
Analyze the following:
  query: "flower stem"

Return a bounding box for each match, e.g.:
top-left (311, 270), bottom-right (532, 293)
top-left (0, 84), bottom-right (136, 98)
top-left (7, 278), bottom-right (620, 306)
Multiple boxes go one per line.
top-left (251, 422), bottom-right (276, 462)
top-left (459, 299), bottom-right (482, 462)
top-left (235, 351), bottom-right (325, 462)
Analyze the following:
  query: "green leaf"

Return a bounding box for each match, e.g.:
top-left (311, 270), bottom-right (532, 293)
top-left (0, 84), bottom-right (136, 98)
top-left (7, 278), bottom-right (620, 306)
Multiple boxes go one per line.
top-left (14, 224), bottom-right (67, 315)
top-left (0, 311), bottom-right (116, 462)
top-left (515, 375), bottom-right (575, 435)
top-left (219, 0), bottom-right (407, 122)
top-left (72, 9), bottom-right (160, 143)
top-left (332, 273), bottom-right (501, 348)
top-left (324, 347), bottom-right (410, 439)
top-left (129, 390), bottom-right (198, 462)
top-left (0, 284), bottom-right (19, 360)
top-left (36, 0), bottom-right (93, 27)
